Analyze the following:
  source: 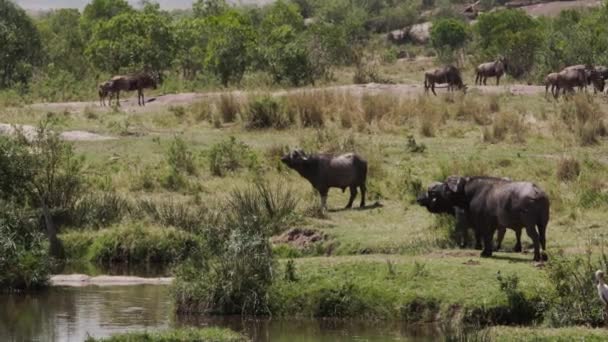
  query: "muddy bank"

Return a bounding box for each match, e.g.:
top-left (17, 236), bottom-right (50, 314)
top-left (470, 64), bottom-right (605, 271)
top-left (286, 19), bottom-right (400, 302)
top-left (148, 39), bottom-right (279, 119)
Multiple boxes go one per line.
top-left (50, 274), bottom-right (173, 287)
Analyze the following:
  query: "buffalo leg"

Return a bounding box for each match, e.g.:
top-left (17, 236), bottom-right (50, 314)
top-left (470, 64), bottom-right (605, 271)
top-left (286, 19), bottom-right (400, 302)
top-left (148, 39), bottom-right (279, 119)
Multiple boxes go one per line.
top-left (455, 210), bottom-right (468, 248)
top-left (481, 228), bottom-right (495, 257)
top-left (514, 228), bottom-right (522, 252)
top-left (496, 75), bottom-right (501, 86)
top-left (475, 73), bottom-right (479, 85)
top-left (359, 184), bottom-right (366, 208)
top-left (319, 189), bottom-right (328, 211)
top-left (346, 186), bottom-right (357, 209)
top-left (495, 227), bottom-right (506, 251)
top-left (524, 224), bottom-right (541, 261)
top-left (116, 91), bottom-right (120, 106)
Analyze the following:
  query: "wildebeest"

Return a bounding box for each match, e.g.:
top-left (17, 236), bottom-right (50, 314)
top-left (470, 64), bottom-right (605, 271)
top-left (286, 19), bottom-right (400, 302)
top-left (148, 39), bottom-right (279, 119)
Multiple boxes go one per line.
top-left (475, 57), bottom-right (507, 86)
top-left (107, 71), bottom-right (159, 106)
top-left (426, 176), bottom-right (549, 261)
top-left (281, 149), bottom-right (367, 210)
top-left (554, 68), bottom-right (588, 98)
top-left (424, 65), bottom-right (467, 96)
top-left (544, 72), bottom-right (559, 98)
top-left (416, 181), bottom-right (522, 252)
top-left (561, 64), bottom-right (605, 93)
top-left (98, 81), bottom-right (113, 106)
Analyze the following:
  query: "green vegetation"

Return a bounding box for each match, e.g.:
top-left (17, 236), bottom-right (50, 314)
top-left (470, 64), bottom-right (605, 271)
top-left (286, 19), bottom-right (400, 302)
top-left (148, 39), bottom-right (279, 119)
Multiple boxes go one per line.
top-left (487, 326), bottom-right (608, 341)
top-left (85, 327), bottom-right (247, 342)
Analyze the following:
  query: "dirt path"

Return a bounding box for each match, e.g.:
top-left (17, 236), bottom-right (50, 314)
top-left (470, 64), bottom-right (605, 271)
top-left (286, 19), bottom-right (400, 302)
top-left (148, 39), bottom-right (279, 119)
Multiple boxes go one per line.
top-left (520, 0), bottom-right (602, 17)
top-left (50, 274), bottom-right (173, 287)
top-left (27, 83), bottom-right (547, 114)
top-left (0, 123), bottom-right (115, 141)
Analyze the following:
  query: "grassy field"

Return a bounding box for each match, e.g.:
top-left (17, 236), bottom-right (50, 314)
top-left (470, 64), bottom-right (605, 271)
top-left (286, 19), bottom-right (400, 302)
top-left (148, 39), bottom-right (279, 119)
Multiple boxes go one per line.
top-left (85, 327), bottom-right (248, 342)
top-left (3, 58), bottom-right (608, 334)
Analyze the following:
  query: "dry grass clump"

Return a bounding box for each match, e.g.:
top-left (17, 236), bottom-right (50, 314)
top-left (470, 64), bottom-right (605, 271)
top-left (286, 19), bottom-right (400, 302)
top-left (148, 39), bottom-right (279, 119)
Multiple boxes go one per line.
top-left (560, 94), bottom-right (607, 146)
top-left (455, 96), bottom-right (491, 125)
top-left (487, 95), bottom-right (500, 113)
top-left (483, 111), bottom-right (527, 143)
top-left (416, 96), bottom-right (445, 137)
top-left (284, 92), bottom-right (324, 128)
top-left (190, 100), bottom-right (214, 123)
top-left (219, 94), bottom-right (241, 123)
top-left (556, 157), bottom-right (581, 182)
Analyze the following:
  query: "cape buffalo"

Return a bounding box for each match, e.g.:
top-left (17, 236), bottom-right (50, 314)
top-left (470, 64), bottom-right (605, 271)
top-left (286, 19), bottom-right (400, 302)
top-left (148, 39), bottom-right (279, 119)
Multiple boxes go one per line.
top-left (475, 57), bottom-right (507, 86)
top-left (108, 71), bottom-right (159, 106)
top-left (417, 181), bottom-right (522, 251)
top-left (432, 176), bottom-right (549, 261)
top-left (281, 149), bottom-right (367, 210)
top-left (424, 65), bottom-right (467, 96)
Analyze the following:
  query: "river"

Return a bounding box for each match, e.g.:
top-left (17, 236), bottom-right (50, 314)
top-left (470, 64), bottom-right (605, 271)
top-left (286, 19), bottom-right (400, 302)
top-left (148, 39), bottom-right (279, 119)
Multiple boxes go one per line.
top-left (0, 284), bottom-right (451, 342)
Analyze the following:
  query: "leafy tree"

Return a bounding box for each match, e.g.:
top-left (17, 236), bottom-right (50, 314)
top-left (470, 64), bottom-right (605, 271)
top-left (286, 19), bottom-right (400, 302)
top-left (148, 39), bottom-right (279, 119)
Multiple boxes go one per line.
top-left (474, 10), bottom-right (542, 77)
top-left (173, 18), bottom-right (209, 79)
top-left (193, 0), bottom-right (228, 18)
top-left (81, 0), bottom-right (133, 39)
top-left (204, 11), bottom-right (256, 86)
top-left (431, 18), bottom-right (468, 62)
top-left (0, 0), bottom-right (43, 88)
top-left (86, 9), bottom-right (176, 73)
top-left (37, 9), bottom-right (89, 77)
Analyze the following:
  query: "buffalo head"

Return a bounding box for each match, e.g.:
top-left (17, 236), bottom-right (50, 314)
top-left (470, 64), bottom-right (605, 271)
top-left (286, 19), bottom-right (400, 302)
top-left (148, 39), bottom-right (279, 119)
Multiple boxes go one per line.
top-left (417, 182), bottom-right (454, 214)
top-left (281, 149), bottom-right (308, 168)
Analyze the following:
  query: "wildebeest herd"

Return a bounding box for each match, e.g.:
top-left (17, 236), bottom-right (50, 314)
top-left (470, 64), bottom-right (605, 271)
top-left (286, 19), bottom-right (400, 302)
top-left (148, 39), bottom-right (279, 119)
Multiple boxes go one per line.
top-left (424, 58), bottom-right (608, 99)
top-left (280, 149), bottom-right (550, 262)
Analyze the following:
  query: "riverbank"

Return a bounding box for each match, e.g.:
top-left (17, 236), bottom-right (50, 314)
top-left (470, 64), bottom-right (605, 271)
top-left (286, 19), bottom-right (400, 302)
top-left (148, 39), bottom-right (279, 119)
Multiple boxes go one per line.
top-left (85, 328), bottom-right (247, 342)
top-left (50, 274), bottom-right (173, 287)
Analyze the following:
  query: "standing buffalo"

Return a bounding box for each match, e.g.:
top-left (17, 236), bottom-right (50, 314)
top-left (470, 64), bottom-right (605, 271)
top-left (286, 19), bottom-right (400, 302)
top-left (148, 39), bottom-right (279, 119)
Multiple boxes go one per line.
top-left (417, 181), bottom-right (522, 252)
top-left (281, 149), bottom-right (367, 210)
top-left (423, 176), bottom-right (549, 261)
top-left (475, 57), bottom-right (507, 86)
top-left (424, 65), bottom-right (467, 96)
top-left (107, 71), bottom-right (160, 106)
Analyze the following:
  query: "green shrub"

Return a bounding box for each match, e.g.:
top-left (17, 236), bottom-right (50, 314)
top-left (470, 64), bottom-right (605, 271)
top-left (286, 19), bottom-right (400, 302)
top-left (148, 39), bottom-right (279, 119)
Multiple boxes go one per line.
top-left (167, 136), bottom-right (197, 176)
top-left (208, 136), bottom-right (258, 176)
top-left (0, 203), bottom-right (51, 290)
top-left (87, 224), bottom-right (202, 265)
top-left (68, 192), bottom-right (131, 229)
top-left (135, 199), bottom-right (220, 233)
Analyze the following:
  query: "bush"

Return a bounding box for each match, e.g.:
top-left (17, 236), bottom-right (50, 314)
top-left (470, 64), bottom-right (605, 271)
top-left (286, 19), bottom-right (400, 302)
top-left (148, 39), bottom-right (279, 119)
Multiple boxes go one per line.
top-left (431, 18), bottom-right (468, 62)
top-left (86, 224), bottom-right (202, 265)
top-left (68, 192), bottom-right (131, 229)
top-left (483, 112), bottom-right (527, 143)
top-left (544, 250), bottom-right (608, 327)
top-left (0, 203), bottom-right (51, 290)
top-left (167, 136), bottom-right (197, 176)
top-left (284, 92), bottom-right (324, 128)
top-left (559, 95), bottom-right (607, 146)
top-left (135, 199), bottom-right (220, 233)
top-left (245, 96), bottom-right (291, 129)
top-left (219, 94), bottom-right (240, 123)
top-left (556, 157), bottom-right (580, 182)
top-left (208, 136), bottom-right (258, 176)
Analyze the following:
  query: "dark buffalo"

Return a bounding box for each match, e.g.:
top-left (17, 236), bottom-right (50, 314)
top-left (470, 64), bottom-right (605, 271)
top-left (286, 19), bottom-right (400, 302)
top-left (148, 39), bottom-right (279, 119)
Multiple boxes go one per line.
top-left (107, 71), bottom-right (159, 106)
top-left (281, 149), bottom-right (367, 210)
top-left (424, 65), bottom-right (467, 96)
top-left (416, 181), bottom-right (522, 251)
top-left (475, 57), bottom-right (507, 86)
top-left (428, 176), bottom-right (549, 261)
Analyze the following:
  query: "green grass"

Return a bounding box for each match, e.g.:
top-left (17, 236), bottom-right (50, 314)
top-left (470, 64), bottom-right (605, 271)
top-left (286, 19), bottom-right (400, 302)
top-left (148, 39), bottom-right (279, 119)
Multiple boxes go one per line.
top-left (487, 326), bottom-right (608, 341)
top-left (85, 327), bottom-right (248, 342)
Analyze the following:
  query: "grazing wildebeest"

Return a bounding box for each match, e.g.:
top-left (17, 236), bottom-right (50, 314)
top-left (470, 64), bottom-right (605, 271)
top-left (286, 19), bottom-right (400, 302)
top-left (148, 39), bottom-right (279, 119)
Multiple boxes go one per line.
top-left (554, 68), bottom-right (587, 98)
top-left (417, 181), bottom-right (522, 252)
top-left (427, 176), bottom-right (549, 261)
top-left (424, 65), bottom-right (467, 96)
top-left (281, 149), bottom-right (367, 210)
top-left (475, 57), bottom-right (507, 86)
top-left (108, 71), bottom-right (159, 106)
top-left (544, 72), bottom-right (559, 98)
top-left (98, 81), bottom-right (113, 106)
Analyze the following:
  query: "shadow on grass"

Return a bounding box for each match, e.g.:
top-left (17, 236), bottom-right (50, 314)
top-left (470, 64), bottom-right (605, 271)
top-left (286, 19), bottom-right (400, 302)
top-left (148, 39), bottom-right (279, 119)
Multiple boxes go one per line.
top-left (328, 202), bottom-right (384, 213)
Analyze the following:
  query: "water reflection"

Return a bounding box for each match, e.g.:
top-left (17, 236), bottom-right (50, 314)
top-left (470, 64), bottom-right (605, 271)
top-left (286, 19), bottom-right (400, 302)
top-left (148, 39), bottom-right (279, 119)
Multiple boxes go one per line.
top-left (0, 286), bottom-right (446, 342)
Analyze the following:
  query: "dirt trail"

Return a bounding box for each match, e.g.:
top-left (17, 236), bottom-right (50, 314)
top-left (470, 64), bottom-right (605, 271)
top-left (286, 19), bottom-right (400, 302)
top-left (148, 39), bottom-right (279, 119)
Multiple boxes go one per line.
top-left (0, 123), bottom-right (115, 141)
top-left (50, 274), bottom-right (173, 287)
top-left (26, 83), bottom-right (547, 114)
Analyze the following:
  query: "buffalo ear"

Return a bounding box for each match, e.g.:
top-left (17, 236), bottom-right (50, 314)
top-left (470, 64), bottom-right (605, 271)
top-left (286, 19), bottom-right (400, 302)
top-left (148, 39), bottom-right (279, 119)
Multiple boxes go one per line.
top-left (446, 176), bottom-right (466, 193)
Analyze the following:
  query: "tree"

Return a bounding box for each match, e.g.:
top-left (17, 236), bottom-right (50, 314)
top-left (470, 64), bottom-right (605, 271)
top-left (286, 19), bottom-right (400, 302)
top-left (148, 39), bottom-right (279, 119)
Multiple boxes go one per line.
top-left (431, 18), bottom-right (468, 62)
top-left (173, 18), bottom-right (209, 79)
top-left (193, 0), bottom-right (228, 18)
top-left (474, 10), bottom-right (542, 77)
top-left (86, 9), bottom-right (176, 73)
top-left (204, 11), bottom-right (256, 86)
top-left (0, 0), bottom-right (43, 88)
top-left (81, 0), bottom-right (133, 39)
top-left (37, 9), bottom-right (89, 77)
